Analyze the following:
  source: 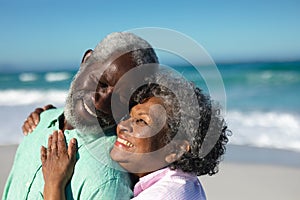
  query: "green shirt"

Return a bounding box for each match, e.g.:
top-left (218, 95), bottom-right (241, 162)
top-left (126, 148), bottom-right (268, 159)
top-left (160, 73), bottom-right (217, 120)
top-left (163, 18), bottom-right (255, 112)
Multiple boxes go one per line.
top-left (3, 108), bottom-right (133, 200)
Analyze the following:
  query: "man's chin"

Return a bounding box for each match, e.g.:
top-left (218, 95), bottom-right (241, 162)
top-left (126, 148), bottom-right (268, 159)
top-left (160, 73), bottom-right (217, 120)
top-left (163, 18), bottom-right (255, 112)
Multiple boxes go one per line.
top-left (96, 110), bottom-right (116, 128)
top-left (96, 116), bottom-right (116, 129)
top-left (65, 110), bottom-right (101, 134)
top-left (65, 105), bottom-right (115, 134)
top-left (76, 123), bottom-right (102, 135)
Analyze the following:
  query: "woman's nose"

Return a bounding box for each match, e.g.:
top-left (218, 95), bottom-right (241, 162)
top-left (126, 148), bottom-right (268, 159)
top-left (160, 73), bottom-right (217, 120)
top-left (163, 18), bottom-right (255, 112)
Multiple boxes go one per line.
top-left (117, 119), bottom-right (133, 133)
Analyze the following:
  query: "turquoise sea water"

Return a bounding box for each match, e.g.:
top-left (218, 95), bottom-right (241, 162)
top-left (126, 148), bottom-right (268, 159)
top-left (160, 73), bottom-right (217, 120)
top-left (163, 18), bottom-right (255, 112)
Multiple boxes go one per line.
top-left (0, 61), bottom-right (299, 152)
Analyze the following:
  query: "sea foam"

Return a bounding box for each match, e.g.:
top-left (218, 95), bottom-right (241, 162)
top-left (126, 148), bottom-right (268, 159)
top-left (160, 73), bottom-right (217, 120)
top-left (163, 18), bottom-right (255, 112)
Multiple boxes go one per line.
top-left (0, 89), bottom-right (67, 106)
top-left (227, 110), bottom-right (300, 152)
top-left (45, 72), bottom-right (71, 82)
top-left (19, 73), bottom-right (38, 82)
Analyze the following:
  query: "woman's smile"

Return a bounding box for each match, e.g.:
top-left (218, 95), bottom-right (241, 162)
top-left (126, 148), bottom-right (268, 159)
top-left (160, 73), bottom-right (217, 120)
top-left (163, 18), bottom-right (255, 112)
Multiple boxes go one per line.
top-left (115, 137), bottom-right (134, 148)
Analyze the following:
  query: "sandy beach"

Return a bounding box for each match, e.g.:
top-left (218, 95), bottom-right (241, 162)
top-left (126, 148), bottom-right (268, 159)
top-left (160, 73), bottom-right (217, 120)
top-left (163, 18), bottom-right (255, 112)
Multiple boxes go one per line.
top-left (0, 144), bottom-right (17, 198)
top-left (201, 163), bottom-right (300, 200)
top-left (1, 144), bottom-right (300, 199)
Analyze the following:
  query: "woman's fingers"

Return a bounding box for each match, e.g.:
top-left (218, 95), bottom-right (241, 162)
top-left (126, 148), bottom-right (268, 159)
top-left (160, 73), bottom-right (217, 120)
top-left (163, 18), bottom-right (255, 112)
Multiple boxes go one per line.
top-left (26, 108), bottom-right (43, 133)
top-left (47, 134), bottom-right (53, 154)
top-left (45, 131), bottom-right (77, 162)
top-left (51, 131), bottom-right (58, 156)
top-left (68, 138), bottom-right (77, 163)
top-left (22, 122), bottom-right (31, 135)
top-left (57, 130), bottom-right (67, 154)
top-left (40, 146), bottom-right (47, 163)
top-left (31, 111), bottom-right (41, 126)
top-left (43, 104), bottom-right (56, 110)
top-left (27, 115), bottom-right (36, 129)
top-left (22, 105), bottom-right (56, 135)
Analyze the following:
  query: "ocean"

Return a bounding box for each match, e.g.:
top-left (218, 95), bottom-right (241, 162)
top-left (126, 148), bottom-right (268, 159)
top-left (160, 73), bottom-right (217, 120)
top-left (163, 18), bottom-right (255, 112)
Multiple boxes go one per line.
top-left (0, 61), bottom-right (300, 153)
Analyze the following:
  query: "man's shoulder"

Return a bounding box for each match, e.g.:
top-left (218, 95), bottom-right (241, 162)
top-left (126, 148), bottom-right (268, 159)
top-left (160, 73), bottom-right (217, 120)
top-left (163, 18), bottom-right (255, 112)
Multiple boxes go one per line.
top-left (16, 108), bottom-right (64, 151)
top-left (69, 148), bottom-right (132, 198)
top-left (40, 107), bottom-right (64, 120)
top-left (31, 107), bottom-right (64, 129)
top-left (74, 143), bottom-right (128, 179)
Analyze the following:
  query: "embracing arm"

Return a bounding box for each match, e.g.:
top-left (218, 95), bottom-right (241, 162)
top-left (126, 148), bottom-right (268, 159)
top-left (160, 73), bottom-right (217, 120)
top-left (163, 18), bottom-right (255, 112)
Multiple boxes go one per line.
top-left (22, 50), bottom-right (93, 135)
top-left (41, 130), bottom-right (77, 200)
top-left (22, 104), bottom-right (56, 135)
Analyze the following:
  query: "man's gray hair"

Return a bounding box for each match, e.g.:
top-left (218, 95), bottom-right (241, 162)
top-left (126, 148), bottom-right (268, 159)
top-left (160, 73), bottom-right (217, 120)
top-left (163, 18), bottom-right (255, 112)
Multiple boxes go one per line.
top-left (92, 32), bottom-right (159, 65)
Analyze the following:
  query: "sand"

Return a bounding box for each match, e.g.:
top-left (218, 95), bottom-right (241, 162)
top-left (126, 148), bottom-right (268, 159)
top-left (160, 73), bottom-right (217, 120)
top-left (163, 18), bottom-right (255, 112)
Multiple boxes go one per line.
top-left (201, 162), bottom-right (300, 200)
top-left (1, 144), bottom-right (300, 199)
top-left (0, 144), bottom-right (17, 198)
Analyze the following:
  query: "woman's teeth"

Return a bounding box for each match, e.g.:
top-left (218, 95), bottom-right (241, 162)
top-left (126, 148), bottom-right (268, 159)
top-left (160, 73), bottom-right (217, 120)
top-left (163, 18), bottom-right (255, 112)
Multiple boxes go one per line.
top-left (117, 137), bottom-right (134, 147)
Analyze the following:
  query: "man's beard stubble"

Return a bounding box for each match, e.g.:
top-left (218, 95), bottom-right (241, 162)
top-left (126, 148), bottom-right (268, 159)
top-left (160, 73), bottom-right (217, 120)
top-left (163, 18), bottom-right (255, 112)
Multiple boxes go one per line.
top-left (64, 82), bottom-right (116, 135)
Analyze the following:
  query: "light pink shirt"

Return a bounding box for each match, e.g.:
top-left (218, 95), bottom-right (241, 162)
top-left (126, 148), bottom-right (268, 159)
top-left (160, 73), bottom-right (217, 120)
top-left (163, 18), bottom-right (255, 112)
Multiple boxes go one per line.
top-left (132, 168), bottom-right (206, 200)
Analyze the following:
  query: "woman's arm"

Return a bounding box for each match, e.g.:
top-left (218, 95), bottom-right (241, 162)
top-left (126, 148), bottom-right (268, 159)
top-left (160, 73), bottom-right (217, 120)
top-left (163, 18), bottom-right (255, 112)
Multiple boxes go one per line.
top-left (40, 130), bottom-right (77, 200)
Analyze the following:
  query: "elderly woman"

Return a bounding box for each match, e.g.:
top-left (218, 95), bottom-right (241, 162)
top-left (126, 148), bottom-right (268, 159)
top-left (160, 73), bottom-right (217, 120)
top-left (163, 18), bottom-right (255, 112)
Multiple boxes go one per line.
top-left (41, 72), bottom-right (229, 200)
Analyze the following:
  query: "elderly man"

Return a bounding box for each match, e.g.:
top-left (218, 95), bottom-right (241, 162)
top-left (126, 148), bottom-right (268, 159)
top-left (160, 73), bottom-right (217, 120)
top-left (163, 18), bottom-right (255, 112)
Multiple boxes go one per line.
top-left (3, 32), bottom-right (158, 199)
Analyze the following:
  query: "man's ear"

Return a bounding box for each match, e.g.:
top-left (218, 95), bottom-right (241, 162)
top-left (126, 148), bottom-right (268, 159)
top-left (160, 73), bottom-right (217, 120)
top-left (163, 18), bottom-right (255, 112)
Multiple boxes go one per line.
top-left (81, 49), bottom-right (93, 63)
top-left (165, 140), bottom-right (190, 164)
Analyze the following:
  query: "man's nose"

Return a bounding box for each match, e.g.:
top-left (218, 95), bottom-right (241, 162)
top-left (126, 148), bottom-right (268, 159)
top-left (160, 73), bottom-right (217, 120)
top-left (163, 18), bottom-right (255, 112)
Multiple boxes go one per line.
top-left (93, 86), bottom-right (114, 112)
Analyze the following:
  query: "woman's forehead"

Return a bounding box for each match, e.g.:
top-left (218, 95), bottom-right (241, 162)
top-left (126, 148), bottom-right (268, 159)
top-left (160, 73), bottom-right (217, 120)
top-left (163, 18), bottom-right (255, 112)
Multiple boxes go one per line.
top-left (131, 97), bottom-right (165, 114)
top-left (145, 97), bottom-right (164, 105)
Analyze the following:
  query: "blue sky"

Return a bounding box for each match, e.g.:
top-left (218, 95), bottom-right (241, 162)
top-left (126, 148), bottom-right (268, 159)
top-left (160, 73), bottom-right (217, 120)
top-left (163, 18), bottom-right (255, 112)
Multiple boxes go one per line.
top-left (0, 0), bottom-right (300, 71)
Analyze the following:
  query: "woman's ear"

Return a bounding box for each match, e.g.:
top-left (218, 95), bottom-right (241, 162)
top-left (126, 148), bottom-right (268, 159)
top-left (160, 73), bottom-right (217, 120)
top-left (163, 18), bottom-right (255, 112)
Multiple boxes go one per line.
top-left (165, 140), bottom-right (190, 164)
top-left (81, 49), bottom-right (93, 63)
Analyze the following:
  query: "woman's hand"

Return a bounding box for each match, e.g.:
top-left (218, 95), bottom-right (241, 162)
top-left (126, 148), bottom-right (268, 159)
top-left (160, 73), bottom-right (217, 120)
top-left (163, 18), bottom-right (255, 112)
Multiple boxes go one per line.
top-left (22, 104), bottom-right (56, 135)
top-left (41, 130), bottom-right (77, 200)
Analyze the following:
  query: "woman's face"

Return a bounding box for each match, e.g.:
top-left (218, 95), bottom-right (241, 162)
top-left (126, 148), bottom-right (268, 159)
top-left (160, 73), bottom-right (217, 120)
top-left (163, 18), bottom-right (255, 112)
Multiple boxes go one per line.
top-left (110, 97), bottom-right (171, 177)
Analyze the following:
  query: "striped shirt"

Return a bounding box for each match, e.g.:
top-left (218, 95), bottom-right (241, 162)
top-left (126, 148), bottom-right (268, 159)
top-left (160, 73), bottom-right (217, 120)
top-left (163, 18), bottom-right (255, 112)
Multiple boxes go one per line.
top-left (132, 168), bottom-right (206, 200)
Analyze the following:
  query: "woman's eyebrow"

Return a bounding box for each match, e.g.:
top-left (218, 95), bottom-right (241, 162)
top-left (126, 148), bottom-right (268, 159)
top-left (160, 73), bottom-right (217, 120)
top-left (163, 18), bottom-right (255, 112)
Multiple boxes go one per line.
top-left (132, 111), bottom-right (151, 121)
top-left (138, 112), bottom-right (148, 116)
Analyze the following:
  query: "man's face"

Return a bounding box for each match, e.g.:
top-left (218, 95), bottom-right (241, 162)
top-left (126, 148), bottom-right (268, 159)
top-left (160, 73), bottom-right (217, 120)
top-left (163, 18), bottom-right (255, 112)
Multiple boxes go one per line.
top-left (64, 53), bottom-right (140, 133)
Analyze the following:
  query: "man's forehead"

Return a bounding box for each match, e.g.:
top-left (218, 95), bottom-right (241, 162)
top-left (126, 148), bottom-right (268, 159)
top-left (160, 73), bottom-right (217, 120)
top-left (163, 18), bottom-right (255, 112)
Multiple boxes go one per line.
top-left (98, 52), bottom-right (136, 68)
top-left (110, 52), bottom-right (137, 67)
top-left (86, 52), bottom-right (135, 71)
top-left (106, 54), bottom-right (140, 81)
top-left (84, 54), bottom-right (138, 87)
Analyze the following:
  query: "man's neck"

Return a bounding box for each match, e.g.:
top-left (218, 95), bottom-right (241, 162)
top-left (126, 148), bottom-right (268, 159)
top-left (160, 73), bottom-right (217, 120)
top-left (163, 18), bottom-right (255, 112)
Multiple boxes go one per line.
top-left (63, 119), bottom-right (74, 131)
top-left (59, 113), bottom-right (117, 134)
top-left (58, 114), bottom-right (74, 131)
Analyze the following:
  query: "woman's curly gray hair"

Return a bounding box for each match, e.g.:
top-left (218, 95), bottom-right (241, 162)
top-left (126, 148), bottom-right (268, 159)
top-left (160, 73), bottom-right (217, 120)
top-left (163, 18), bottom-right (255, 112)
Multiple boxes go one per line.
top-left (131, 71), bottom-right (230, 176)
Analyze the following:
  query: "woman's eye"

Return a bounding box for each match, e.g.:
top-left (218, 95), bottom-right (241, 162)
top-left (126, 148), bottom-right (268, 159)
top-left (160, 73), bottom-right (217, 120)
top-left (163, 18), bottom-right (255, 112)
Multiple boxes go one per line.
top-left (135, 119), bottom-right (148, 125)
